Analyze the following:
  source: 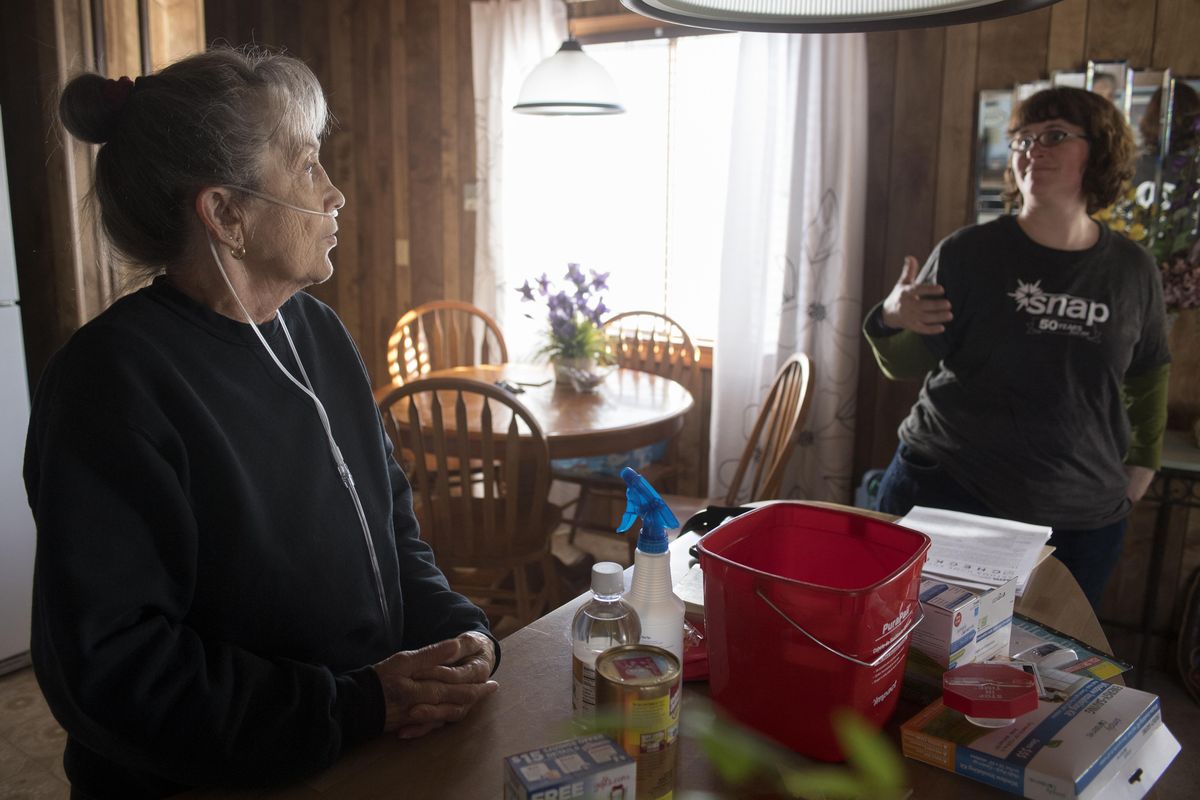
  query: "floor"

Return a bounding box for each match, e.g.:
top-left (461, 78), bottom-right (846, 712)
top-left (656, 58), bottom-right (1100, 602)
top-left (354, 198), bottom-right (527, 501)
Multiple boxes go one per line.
top-left (3, 524), bottom-right (1197, 799)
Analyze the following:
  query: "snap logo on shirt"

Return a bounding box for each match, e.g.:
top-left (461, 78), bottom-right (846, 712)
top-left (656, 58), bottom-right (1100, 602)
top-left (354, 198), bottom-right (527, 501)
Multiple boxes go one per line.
top-left (1008, 279), bottom-right (1109, 340)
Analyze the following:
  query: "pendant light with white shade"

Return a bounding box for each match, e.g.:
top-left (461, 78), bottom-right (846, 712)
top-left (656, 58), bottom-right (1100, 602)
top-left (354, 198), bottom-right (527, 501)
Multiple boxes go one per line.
top-left (618, 0), bottom-right (1062, 33)
top-left (512, 3), bottom-right (625, 116)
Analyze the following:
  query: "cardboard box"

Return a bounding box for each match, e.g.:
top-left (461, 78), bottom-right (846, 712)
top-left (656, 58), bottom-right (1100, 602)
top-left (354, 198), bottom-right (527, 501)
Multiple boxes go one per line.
top-left (504, 734), bottom-right (636, 800)
top-left (911, 576), bottom-right (1018, 669)
top-left (901, 680), bottom-right (1180, 800)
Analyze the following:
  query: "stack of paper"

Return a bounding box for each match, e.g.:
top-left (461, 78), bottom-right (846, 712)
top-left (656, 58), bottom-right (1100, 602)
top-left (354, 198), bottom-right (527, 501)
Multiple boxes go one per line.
top-left (897, 506), bottom-right (1053, 594)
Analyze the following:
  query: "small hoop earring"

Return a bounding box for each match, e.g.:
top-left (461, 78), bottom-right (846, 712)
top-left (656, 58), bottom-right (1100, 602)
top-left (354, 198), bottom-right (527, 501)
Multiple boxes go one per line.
top-left (231, 244), bottom-right (246, 260)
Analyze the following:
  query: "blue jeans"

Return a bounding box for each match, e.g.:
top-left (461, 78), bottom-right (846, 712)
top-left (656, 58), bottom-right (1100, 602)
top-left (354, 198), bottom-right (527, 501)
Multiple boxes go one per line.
top-left (875, 442), bottom-right (1126, 610)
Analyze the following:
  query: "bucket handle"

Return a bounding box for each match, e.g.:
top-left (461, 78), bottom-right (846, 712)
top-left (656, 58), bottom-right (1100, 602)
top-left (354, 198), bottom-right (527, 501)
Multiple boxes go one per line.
top-left (756, 590), bottom-right (925, 669)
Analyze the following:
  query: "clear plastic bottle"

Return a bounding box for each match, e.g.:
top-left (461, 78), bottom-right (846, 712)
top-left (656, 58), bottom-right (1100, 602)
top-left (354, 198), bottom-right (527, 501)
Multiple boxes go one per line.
top-left (572, 562), bottom-right (642, 718)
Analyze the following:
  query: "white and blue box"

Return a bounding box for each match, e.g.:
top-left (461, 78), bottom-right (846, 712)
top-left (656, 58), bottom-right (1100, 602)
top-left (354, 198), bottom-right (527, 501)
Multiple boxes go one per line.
top-left (504, 733), bottom-right (636, 800)
top-left (911, 576), bottom-right (1018, 669)
top-left (902, 680), bottom-right (1180, 799)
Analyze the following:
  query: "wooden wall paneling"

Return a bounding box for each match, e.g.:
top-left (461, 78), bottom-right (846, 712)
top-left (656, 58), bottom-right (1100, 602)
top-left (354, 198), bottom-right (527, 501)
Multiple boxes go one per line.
top-left (933, 23), bottom-right (980, 241)
top-left (1046, 0), bottom-right (1089, 72)
top-left (389, 0), bottom-right (413, 335)
top-left (358, 0), bottom-right (397, 385)
top-left (54, 0), bottom-right (114, 327)
top-left (868, 27), bottom-right (948, 474)
top-left (146, 0), bottom-right (205, 70)
top-left (976, 9), bottom-right (1053, 89)
top-left (439, 1), bottom-right (462, 304)
top-left (1, 2), bottom-right (72, 388)
top-left (102, 0), bottom-right (142, 77)
top-left (456, 0), bottom-right (476, 314)
top-left (406, 0), bottom-right (444, 309)
top-left (327, 0), bottom-right (368, 365)
top-left (852, 31), bottom-right (903, 480)
top-left (1084, 0), bottom-right (1155, 67)
top-left (1152, 0), bottom-right (1200, 75)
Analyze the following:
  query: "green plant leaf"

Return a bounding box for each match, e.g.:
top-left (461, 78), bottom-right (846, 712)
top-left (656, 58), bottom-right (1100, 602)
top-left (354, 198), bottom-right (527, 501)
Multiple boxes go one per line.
top-left (778, 766), bottom-right (867, 799)
top-left (833, 709), bottom-right (906, 795)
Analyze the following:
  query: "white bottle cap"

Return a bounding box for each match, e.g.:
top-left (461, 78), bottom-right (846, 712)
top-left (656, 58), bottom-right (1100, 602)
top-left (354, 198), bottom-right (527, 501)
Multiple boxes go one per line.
top-left (591, 561), bottom-right (625, 595)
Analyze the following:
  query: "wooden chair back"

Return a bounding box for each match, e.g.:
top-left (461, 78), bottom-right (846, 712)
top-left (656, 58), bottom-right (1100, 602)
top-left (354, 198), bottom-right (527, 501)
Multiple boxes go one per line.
top-left (602, 311), bottom-right (700, 392)
top-left (378, 377), bottom-right (556, 624)
top-left (386, 300), bottom-right (508, 385)
top-left (723, 353), bottom-right (814, 505)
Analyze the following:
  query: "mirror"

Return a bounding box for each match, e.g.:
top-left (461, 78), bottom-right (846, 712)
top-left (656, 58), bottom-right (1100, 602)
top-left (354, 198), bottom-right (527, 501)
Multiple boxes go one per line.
top-left (1016, 79), bottom-right (1052, 102)
top-left (1157, 77), bottom-right (1200, 276)
top-left (1052, 70), bottom-right (1086, 89)
top-left (1130, 69), bottom-right (1172, 150)
top-left (975, 89), bottom-right (1014, 223)
top-left (1087, 60), bottom-right (1132, 118)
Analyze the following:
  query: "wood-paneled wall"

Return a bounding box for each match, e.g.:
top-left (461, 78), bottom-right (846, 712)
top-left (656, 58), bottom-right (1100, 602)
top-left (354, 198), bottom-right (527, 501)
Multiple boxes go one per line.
top-left (852, 0), bottom-right (1200, 480)
top-left (204, 0), bottom-right (477, 387)
top-left (1, 1), bottom-right (107, 387)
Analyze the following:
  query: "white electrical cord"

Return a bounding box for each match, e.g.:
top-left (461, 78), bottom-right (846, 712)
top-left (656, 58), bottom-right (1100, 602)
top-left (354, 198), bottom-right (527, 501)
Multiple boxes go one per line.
top-left (206, 234), bottom-right (391, 630)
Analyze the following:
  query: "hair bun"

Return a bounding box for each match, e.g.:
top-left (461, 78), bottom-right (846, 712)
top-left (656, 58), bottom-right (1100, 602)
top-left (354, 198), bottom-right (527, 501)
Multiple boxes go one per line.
top-left (59, 73), bottom-right (126, 144)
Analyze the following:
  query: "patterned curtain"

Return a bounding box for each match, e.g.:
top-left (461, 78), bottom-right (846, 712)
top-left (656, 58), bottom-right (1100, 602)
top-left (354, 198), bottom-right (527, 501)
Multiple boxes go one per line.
top-left (469, 0), bottom-right (564, 320)
top-left (709, 33), bottom-right (868, 504)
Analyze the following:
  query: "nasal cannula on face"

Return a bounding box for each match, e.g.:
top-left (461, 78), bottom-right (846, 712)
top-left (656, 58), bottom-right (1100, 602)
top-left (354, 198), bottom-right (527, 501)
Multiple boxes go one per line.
top-left (204, 187), bottom-right (392, 629)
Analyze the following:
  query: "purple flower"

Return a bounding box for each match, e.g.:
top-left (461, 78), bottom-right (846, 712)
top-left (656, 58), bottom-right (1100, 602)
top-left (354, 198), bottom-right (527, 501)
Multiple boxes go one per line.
top-left (520, 264), bottom-right (613, 357)
top-left (590, 300), bottom-right (609, 324)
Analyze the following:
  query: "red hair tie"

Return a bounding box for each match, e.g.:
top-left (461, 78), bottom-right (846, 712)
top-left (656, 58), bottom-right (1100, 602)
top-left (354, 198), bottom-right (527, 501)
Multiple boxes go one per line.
top-left (101, 76), bottom-right (135, 113)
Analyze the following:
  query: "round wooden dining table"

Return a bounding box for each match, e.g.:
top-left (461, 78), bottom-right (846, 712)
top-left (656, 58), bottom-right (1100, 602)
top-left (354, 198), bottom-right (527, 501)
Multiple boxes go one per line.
top-left (375, 362), bottom-right (695, 460)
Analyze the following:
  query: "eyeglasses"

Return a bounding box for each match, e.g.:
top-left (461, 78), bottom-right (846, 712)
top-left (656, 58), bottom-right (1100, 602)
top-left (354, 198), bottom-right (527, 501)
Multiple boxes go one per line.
top-left (1008, 129), bottom-right (1089, 153)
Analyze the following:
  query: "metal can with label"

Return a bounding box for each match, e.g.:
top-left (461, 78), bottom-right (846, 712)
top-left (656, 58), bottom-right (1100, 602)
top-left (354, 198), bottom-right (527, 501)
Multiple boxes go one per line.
top-left (595, 644), bottom-right (681, 800)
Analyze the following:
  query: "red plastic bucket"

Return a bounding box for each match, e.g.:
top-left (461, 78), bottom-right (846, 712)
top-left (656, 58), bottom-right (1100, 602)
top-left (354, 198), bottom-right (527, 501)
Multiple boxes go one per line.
top-left (697, 502), bottom-right (930, 761)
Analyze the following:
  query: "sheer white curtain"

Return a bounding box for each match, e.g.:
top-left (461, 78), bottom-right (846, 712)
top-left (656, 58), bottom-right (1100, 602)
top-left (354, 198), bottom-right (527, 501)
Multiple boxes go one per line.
top-left (469, 0), bottom-right (565, 321)
top-left (709, 33), bottom-right (868, 504)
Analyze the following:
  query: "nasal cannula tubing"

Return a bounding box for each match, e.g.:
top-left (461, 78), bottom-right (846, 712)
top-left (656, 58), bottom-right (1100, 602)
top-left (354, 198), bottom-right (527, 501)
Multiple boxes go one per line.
top-left (204, 192), bottom-right (391, 630)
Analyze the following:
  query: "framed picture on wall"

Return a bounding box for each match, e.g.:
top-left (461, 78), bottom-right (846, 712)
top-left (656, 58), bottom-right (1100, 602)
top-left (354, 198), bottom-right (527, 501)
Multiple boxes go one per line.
top-left (975, 89), bottom-right (1015, 224)
top-left (1088, 60), bottom-right (1132, 119)
top-left (1051, 70), bottom-right (1086, 89)
top-left (1130, 69), bottom-right (1172, 150)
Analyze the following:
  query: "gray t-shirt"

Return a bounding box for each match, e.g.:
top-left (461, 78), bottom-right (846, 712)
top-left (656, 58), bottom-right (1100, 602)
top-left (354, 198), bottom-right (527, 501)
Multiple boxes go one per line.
top-left (900, 215), bottom-right (1171, 529)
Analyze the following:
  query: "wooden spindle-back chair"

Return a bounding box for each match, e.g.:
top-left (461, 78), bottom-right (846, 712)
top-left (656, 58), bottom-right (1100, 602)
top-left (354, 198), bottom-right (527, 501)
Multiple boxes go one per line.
top-left (378, 377), bottom-right (563, 629)
top-left (386, 300), bottom-right (508, 386)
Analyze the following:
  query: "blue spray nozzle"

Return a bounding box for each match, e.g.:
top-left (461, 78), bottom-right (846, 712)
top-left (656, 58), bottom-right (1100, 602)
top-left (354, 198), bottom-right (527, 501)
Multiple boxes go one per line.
top-left (616, 467), bottom-right (679, 554)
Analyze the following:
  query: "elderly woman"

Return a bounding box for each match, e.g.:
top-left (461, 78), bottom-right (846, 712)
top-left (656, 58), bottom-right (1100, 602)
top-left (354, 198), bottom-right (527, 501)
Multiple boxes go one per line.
top-left (864, 87), bottom-right (1171, 608)
top-left (24, 48), bottom-right (498, 798)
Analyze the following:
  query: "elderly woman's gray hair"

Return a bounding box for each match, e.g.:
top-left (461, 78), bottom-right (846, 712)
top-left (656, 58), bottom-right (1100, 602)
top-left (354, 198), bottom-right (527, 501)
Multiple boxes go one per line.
top-left (59, 47), bottom-right (330, 273)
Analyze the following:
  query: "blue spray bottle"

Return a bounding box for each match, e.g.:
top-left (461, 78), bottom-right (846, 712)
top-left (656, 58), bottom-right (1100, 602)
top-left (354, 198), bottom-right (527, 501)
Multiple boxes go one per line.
top-left (617, 467), bottom-right (685, 662)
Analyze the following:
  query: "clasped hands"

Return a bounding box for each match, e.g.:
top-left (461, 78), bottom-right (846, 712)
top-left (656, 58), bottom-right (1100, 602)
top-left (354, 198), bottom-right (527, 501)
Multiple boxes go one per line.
top-left (882, 255), bottom-right (954, 334)
top-left (373, 631), bottom-right (498, 739)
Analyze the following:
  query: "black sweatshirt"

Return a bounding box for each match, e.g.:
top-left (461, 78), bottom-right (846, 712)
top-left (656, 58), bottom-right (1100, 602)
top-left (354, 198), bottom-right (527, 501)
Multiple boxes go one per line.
top-left (23, 277), bottom-right (496, 798)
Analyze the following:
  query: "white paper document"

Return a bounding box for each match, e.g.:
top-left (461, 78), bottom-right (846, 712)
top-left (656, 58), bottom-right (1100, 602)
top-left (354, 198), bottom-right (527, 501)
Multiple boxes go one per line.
top-left (897, 506), bottom-right (1052, 594)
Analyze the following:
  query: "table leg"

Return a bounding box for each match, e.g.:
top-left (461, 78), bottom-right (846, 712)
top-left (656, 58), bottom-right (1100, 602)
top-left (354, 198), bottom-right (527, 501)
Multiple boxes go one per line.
top-left (1136, 474), bottom-right (1174, 688)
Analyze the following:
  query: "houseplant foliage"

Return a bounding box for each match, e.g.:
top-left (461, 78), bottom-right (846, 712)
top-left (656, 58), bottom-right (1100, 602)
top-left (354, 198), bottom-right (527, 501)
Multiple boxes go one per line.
top-left (517, 263), bottom-right (611, 365)
top-left (1098, 123), bottom-right (1200, 313)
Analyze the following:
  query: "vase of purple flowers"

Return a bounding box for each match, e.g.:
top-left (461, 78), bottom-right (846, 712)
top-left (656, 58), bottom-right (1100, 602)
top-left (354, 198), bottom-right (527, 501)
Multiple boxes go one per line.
top-left (517, 264), bottom-right (612, 385)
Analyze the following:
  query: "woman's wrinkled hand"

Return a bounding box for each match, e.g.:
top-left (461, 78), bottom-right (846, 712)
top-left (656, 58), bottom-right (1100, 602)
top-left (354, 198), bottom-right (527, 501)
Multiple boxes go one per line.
top-left (882, 255), bottom-right (954, 334)
top-left (373, 633), bottom-right (499, 738)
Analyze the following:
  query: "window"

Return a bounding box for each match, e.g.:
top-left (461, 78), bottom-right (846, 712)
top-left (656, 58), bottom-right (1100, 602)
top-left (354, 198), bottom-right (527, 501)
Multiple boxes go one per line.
top-left (502, 33), bottom-right (740, 357)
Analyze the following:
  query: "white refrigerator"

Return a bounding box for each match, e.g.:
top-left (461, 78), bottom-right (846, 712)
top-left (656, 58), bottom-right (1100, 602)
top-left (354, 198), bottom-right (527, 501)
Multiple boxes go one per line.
top-left (0, 105), bottom-right (36, 674)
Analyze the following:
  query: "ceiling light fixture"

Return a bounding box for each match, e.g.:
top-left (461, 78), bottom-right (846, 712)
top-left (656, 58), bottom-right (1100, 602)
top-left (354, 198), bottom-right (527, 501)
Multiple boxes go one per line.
top-left (618, 0), bottom-right (1062, 33)
top-left (513, 38), bottom-right (625, 116)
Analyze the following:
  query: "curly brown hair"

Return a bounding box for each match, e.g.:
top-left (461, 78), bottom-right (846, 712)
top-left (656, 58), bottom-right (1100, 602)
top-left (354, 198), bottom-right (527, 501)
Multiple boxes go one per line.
top-left (1002, 87), bottom-right (1136, 213)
